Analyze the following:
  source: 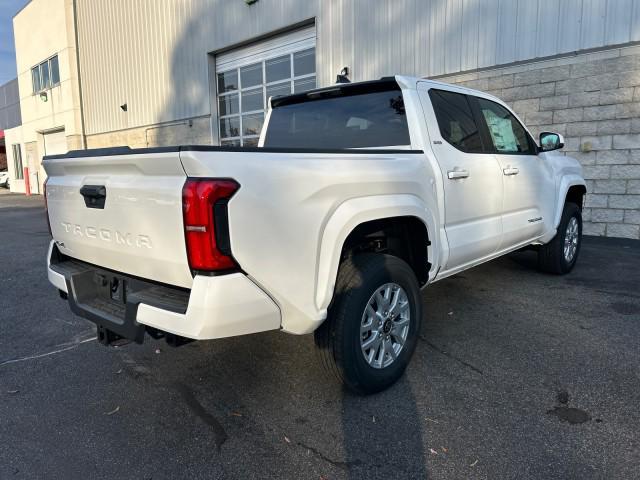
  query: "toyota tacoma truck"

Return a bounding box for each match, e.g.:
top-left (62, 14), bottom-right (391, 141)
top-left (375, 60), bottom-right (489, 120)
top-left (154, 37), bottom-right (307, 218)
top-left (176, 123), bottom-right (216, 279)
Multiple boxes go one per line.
top-left (44, 76), bottom-right (586, 394)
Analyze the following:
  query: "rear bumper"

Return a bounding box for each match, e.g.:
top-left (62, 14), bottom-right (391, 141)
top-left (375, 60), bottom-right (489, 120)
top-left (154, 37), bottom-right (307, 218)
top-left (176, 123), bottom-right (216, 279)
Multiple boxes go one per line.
top-left (47, 241), bottom-right (281, 341)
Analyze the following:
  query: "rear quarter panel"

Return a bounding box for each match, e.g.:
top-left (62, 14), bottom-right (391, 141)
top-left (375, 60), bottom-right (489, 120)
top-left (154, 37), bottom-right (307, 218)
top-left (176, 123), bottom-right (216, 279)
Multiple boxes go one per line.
top-left (180, 149), bottom-right (438, 334)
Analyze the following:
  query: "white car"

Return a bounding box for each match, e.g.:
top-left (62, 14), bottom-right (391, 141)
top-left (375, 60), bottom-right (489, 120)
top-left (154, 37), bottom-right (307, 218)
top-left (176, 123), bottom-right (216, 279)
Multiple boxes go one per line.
top-left (0, 170), bottom-right (9, 188)
top-left (43, 76), bottom-right (585, 394)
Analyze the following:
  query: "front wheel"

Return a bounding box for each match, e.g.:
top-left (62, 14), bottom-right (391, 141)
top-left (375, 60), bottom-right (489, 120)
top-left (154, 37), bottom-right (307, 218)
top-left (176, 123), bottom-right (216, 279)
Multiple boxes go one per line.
top-left (538, 202), bottom-right (582, 274)
top-left (314, 253), bottom-right (422, 395)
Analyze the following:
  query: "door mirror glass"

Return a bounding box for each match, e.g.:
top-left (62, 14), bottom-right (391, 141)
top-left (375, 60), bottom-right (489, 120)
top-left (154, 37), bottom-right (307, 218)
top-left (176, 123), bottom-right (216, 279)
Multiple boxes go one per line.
top-left (540, 132), bottom-right (564, 151)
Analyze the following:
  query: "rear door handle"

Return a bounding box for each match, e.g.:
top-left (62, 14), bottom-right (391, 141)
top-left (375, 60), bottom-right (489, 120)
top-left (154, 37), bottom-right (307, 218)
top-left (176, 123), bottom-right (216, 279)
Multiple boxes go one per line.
top-left (447, 169), bottom-right (469, 180)
top-left (503, 167), bottom-right (519, 176)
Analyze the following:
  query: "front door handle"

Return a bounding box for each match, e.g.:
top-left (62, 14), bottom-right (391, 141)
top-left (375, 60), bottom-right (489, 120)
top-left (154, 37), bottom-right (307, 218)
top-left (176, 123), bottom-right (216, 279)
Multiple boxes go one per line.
top-left (503, 167), bottom-right (519, 176)
top-left (447, 169), bottom-right (469, 180)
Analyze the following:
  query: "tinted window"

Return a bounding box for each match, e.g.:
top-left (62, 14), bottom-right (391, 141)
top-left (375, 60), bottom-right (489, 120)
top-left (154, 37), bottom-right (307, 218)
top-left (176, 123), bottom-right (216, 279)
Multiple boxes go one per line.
top-left (476, 98), bottom-right (536, 154)
top-left (429, 89), bottom-right (483, 153)
top-left (264, 89), bottom-right (410, 148)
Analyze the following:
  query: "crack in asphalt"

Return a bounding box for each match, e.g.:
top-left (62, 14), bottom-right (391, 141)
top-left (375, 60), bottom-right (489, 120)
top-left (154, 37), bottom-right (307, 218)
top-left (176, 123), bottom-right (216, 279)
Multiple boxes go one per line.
top-left (174, 382), bottom-right (229, 451)
top-left (419, 335), bottom-right (484, 375)
top-left (0, 337), bottom-right (96, 367)
top-left (297, 441), bottom-right (352, 471)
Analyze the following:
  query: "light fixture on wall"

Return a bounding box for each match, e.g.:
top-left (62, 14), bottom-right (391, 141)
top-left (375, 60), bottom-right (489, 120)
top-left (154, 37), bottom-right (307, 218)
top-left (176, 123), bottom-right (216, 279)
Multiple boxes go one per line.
top-left (336, 67), bottom-right (350, 84)
top-left (39, 91), bottom-right (48, 102)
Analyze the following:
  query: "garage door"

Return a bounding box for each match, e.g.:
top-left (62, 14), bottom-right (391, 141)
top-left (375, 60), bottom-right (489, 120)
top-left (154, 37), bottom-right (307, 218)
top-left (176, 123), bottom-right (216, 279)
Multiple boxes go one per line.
top-left (43, 129), bottom-right (67, 156)
top-left (215, 26), bottom-right (316, 147)
top-left (36, 129), bottom-right (67, 194)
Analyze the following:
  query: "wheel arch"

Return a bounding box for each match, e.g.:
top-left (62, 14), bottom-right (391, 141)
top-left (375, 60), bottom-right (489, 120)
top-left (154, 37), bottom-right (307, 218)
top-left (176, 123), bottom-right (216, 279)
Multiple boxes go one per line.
top-left (315, 194), bottom-right (436, 313)
top-left (554, 176), bottom-right (586, 229)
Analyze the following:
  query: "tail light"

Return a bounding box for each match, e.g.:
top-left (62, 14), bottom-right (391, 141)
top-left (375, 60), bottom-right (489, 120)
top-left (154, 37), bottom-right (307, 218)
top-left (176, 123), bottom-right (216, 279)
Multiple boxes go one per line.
top-left (182, 178), bottom-right (239, 272)
top-left (43, 177), bottom-right (52, 236)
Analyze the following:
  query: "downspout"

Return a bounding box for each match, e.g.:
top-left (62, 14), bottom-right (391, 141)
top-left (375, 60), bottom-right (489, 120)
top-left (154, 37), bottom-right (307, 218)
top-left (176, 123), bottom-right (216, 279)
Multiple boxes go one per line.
top-left (72, 0), bottom-right (87, 149)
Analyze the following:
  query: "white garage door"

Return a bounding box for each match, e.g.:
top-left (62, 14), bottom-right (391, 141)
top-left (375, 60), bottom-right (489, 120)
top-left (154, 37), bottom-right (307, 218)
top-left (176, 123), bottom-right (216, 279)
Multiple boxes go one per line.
top-left (215, 26), bottom-right (316, 147)
top-left (36, 129), bottom-right (67, 194)
top-left (43, 129), bottom-right (67, 156)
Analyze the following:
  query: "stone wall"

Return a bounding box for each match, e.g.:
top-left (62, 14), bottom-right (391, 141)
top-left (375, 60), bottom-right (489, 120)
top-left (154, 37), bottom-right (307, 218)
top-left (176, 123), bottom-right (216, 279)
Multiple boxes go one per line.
top-left (85, 116), bottom-right (212, 149)
top-left (438, 45), bottom-right (640, 240)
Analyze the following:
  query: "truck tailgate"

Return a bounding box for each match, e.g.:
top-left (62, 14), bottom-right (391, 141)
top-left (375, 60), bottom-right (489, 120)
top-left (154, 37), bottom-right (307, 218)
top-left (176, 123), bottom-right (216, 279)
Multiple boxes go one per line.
top-left (44, 151), bottom-right (193, 288)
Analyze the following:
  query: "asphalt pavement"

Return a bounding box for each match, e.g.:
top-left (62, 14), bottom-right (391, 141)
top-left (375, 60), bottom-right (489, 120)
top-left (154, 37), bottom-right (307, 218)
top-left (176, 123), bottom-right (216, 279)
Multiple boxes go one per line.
top-left (1, 192), bottom-right (639, 479)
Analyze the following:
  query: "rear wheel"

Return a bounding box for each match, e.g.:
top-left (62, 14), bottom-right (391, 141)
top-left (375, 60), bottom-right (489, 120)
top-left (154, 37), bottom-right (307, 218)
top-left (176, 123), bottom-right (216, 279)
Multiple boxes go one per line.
top-left (538, 202), bottom-right (582, 274)
top-left (314, 253), bottom-right (422, 394)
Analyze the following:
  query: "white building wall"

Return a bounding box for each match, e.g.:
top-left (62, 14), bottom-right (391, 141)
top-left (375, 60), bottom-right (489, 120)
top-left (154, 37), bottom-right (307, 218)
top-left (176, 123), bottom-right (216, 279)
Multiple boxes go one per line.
top-left (5, 126), bottom-right (25, 194)
top-left (76, 0), bottom-right (640, 135)
top-left (66, 0), bottom-right (640, 239)
top-left (12, 0), bottom-right (84, 193)
top-left (14, 0), bottom-right (82, 143)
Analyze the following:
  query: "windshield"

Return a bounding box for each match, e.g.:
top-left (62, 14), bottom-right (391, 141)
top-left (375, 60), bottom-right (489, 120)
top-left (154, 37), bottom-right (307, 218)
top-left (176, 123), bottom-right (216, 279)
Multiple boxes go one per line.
top-left (263, 84), bottom-right (411, 149)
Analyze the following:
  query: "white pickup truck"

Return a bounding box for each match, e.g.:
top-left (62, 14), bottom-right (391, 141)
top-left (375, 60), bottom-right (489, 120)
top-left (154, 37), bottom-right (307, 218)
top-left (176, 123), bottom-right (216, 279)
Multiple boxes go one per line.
top-left (44, 76), bottom-right (585, 394)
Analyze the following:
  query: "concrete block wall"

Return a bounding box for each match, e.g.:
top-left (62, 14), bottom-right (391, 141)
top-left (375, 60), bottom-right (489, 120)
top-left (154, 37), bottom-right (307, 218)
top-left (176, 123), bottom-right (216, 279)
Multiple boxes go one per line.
top-left (439, 45), bottom-right (640, 240)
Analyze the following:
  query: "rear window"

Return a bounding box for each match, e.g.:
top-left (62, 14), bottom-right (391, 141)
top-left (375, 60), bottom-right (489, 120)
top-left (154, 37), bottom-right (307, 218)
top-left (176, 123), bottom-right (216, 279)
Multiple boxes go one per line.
top-left (428, 89), bottom-right (484, 153)
top-left (263, 86), bottom-right (411, 149)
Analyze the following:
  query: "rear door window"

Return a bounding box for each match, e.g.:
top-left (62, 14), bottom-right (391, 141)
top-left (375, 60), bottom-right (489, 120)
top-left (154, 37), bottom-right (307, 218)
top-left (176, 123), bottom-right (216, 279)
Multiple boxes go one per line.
top-left (428, 89), bottom-right (484, 153)
top-left (264, 85), bottom-right (410, 148)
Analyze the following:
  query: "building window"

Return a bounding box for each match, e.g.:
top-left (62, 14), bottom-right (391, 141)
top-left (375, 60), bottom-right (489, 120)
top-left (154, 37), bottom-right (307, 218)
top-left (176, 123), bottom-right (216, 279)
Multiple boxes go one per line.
top-left (12, 144), bottom-right (24, 180)
top-left (217, 47), bottom-right (316, 147)
top-left (32, 55), bottom-right (60, 94)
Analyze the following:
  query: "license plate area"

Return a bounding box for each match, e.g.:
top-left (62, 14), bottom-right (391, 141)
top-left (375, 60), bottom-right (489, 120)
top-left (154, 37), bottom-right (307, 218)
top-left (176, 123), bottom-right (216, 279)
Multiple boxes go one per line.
top-left (71, 271), bottom-right (131, 327)
top-left (49, 247), bottom-right (190, 343)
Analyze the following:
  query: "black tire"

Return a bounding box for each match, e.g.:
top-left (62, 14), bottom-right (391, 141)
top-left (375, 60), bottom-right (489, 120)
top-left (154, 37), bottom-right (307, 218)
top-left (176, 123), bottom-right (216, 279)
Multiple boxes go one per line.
top-left (314, 253), bottom-right (422, 395)
top-left (538, 202), bottom-right (582, 274)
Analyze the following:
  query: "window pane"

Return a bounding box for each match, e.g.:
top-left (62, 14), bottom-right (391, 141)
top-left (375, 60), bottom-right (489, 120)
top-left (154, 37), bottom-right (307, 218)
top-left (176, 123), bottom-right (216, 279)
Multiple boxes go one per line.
top-left (218, 93), bottom-right (239, 116)
top-left (242, 137), bottom-right (259, 147)
top-left (40, 61), bottom-right (50, 89)
top-left (476, 98), bottom-right (535, 154)
top-left (294, 49), bottom-right (315, 77)
top-left (264, 87), bottom-right (411, 148)
top-left (266, 82), bottom-right (291, 102)
top-left (50, 56), bottom-right (60, 85)
top-left (294, 76), bottom-right (315, 93)
top-left (32, 67), bottom-right (41, 93)
top-left (221, 139), bottom-right (241, 147)
top-left (266, 55), bottom-right (291, 83)
top-left (13, 144), bottom-right (23, 179)
top-left (219, 117), bottom-right (240, 138)
top-left (429, 90), bottom-right (483, 153)
top-left (217, 70), bottom-right (238, 93)
top-left (242, 113), bottom-right (264, 136)
top-left (241, 88), bottom-right (263, 112)
top-left (240, 63), bottom-right (262, 89)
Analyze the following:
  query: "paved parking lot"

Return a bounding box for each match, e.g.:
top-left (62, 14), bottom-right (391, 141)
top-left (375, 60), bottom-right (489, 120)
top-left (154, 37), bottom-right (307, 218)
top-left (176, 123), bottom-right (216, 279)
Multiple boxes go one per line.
top-left (1, 192), bottom-right (639, 480)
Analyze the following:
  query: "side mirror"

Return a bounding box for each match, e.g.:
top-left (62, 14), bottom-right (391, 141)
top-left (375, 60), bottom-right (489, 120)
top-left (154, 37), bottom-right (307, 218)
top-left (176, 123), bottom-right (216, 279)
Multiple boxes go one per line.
top-left (539, 131), bottom-right (564, 152)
